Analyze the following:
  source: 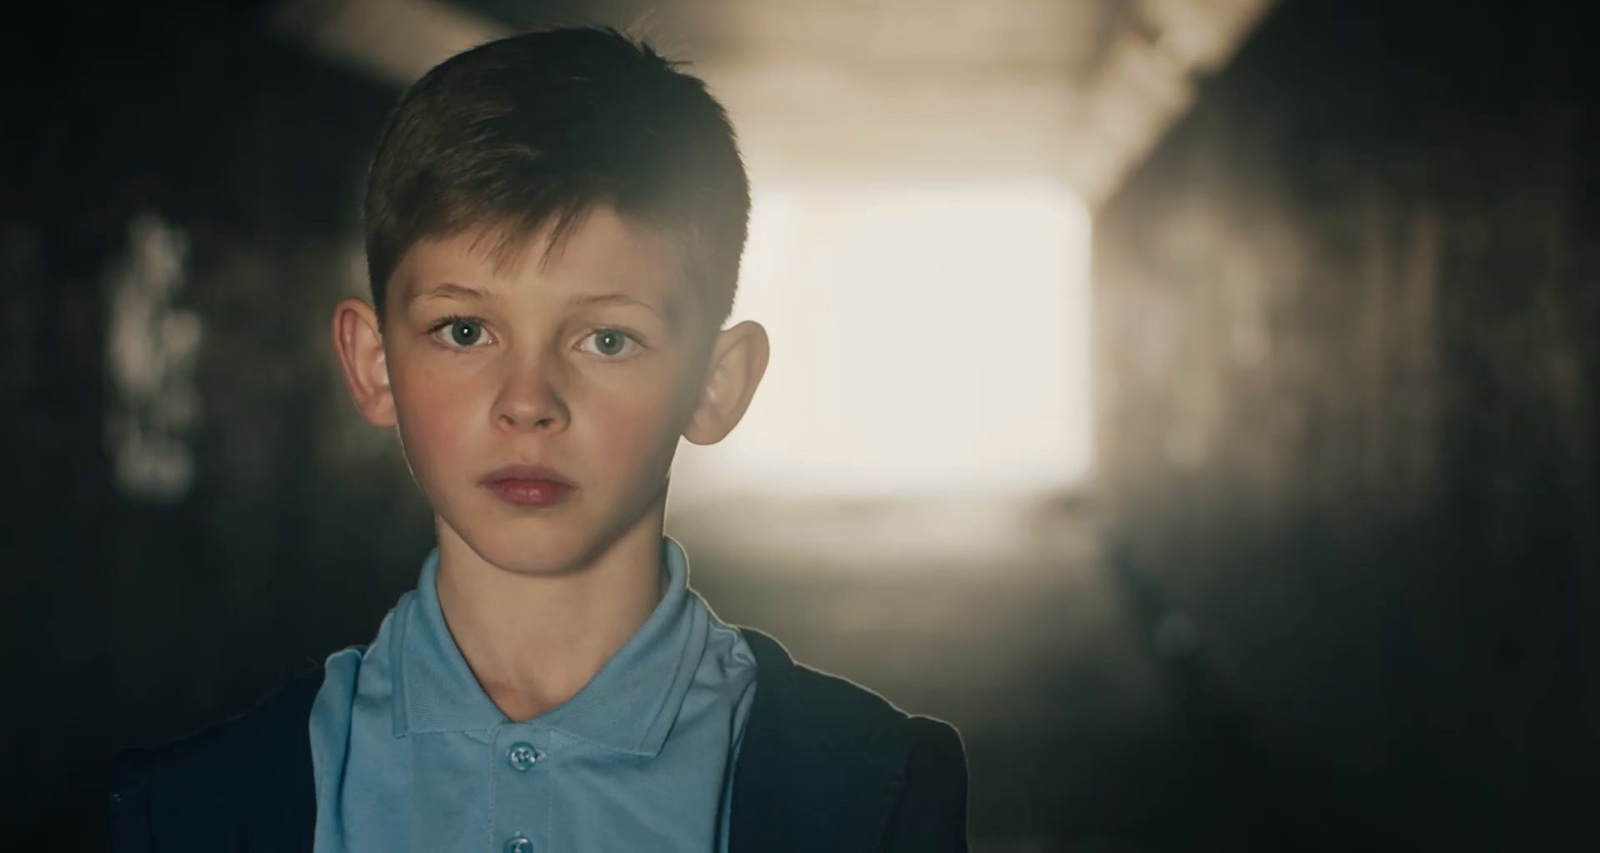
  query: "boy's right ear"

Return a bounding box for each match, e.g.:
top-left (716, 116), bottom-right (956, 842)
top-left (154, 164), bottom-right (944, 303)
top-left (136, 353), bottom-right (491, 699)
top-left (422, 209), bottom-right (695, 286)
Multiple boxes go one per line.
top-left (332, 297), bottom-right (397, 428)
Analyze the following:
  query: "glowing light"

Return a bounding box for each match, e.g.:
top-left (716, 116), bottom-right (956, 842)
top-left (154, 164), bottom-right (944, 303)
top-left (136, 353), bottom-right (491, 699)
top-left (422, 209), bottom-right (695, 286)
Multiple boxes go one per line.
top-left (105, 212), bottom-right (202, 502)
top-left (674, 180), bottom-right (1092, 502)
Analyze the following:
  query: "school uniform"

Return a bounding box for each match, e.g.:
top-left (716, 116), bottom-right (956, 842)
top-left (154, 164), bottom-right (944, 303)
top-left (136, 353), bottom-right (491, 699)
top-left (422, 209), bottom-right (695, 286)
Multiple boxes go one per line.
top-left (110, 538), bottom-right (969, 852)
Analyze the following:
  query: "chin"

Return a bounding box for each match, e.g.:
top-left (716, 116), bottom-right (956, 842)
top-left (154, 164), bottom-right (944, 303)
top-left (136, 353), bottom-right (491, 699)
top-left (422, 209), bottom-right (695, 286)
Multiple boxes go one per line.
top-left (466, 525), bottom-right (595, 576)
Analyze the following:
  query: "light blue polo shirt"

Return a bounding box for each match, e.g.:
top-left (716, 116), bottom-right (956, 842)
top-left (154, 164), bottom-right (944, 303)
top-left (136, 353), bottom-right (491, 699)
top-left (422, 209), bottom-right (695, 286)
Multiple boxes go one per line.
top-left (308, 536), bottom-right (759, 853)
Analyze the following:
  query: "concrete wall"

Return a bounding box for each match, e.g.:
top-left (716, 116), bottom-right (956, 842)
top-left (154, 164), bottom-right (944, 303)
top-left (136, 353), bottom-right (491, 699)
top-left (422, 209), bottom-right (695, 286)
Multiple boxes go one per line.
top-left (1093, 0), bottom-right (1598, 846)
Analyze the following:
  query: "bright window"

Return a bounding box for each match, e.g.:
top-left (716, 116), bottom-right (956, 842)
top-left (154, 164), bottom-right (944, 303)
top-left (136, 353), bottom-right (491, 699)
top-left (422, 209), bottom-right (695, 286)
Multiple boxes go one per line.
top-left (672, 180), bottom-right (1092, 503)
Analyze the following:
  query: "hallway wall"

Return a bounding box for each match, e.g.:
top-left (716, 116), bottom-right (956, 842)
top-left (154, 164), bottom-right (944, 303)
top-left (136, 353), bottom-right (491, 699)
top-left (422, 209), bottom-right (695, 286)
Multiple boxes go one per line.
top-left (1093, 0), bottom-right (1599, 846)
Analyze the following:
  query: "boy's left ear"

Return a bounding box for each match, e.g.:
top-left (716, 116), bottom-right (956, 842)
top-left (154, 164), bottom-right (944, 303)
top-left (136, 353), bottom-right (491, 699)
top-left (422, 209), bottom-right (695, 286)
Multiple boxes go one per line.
top-left (683, 320), bottom-right (770, 446)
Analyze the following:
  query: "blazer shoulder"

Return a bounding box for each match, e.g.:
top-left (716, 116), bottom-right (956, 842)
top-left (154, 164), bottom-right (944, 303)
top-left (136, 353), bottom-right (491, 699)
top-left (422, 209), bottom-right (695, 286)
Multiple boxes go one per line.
top-left (739, 627), bottom-right (965, 772)
top-left (774, 653), bottom-right (971, 853)
top-left (732, 628), bottom-right (970, 852)
top-left (111, 665), bottom-right (325, 853)
top-left (112, 665), bottom-right (325, 796)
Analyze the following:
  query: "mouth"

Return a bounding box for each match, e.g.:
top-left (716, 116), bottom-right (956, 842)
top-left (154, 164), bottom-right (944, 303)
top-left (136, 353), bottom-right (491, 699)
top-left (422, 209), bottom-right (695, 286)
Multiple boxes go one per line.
top-left (479, 464), bottom-right (577, 508)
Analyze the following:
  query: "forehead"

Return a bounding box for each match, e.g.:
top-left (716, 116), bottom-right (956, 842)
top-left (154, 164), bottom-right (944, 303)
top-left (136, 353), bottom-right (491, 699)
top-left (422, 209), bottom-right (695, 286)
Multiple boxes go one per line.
top-left (394, 206), bottom-right (692, 316)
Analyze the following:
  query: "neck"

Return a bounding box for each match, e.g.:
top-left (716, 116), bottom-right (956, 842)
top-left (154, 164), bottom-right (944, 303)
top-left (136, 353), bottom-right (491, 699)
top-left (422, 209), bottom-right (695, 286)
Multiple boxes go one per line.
top-left (432, 500), bottom-right (668, 723)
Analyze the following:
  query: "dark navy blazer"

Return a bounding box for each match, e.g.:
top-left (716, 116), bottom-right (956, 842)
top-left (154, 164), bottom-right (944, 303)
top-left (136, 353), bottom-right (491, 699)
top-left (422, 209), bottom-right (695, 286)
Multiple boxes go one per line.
top-left (110, 629), bottom-right (969, 852)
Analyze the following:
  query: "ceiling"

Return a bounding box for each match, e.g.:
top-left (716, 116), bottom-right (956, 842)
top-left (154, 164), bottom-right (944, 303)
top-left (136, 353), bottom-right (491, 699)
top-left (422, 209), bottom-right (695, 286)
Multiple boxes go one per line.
top-left (274, 0), bottom-right (1275, 205)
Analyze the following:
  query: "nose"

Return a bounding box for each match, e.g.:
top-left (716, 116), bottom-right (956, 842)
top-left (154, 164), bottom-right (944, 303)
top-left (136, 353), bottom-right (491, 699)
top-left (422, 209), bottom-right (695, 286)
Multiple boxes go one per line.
top-left (490, 353), bottom-right (571, 432)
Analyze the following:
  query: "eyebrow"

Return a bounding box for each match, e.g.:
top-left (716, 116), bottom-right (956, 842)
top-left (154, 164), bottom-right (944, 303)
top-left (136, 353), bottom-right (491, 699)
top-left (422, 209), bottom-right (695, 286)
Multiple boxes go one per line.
top-left (412, 284), bottom-right (681, 328)
top-left (568, 293), bottom-right (659, 312)
top-left (410, 282), bottom-right (495, 304)
top-left (568, 292), bottom-right (681, 329)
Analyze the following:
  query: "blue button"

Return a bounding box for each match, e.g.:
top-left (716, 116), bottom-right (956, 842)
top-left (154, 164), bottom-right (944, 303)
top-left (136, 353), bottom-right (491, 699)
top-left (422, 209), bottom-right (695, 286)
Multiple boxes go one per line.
top-left (507, 742), bottom-right (540, 772)
top-left (504, 834), bottom-right (533, 853)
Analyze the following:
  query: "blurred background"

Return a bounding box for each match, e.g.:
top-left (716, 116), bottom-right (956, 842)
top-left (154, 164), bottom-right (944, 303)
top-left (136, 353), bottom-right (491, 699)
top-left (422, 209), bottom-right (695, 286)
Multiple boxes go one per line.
top-left (3, 0), bottom-right (1597, 849)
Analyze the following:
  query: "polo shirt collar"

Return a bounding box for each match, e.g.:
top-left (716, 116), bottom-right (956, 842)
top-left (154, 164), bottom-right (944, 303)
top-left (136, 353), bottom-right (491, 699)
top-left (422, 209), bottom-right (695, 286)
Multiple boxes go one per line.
top-left (391, 535), bottom-right (708, 758)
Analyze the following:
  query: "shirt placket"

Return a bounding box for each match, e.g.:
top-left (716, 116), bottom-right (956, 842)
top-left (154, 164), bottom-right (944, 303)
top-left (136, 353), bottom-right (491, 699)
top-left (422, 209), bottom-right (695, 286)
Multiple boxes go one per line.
top-left (491, 725), bottom-right (552, 853)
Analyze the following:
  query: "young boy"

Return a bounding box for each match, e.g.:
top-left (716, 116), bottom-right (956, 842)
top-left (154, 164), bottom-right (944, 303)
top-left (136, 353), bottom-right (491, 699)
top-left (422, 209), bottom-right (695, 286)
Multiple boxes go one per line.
top-left (110, 26), bottom-right (968, 853)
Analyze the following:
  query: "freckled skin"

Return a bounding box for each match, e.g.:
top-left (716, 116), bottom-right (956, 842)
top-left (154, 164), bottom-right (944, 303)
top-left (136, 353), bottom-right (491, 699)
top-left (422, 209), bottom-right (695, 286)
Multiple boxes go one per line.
top-left (382, 209), bottom-right (707, 578)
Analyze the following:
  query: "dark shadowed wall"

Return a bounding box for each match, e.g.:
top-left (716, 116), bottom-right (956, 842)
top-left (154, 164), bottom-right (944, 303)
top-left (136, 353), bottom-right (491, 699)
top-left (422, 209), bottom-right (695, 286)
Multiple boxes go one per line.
top-left (1094, 0), bottom-right (1598, 848)
top-left (1, 2), bottom-right (431, 839)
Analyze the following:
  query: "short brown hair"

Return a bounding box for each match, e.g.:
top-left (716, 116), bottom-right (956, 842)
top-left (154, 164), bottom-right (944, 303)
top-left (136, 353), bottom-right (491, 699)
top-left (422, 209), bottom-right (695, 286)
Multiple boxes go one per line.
top-left (363, 27), bottom-right (750, 327)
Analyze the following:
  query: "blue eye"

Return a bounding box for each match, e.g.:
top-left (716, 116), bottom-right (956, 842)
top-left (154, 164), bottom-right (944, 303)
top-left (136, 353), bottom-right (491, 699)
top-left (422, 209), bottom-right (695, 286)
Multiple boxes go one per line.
top-left (594, 330), bottom-right (625, 355)
top-left (583, 328), bottom-right (640, 358)
top-left (449, 320), bottom-right (481, 346)
top-left (431, 316), bottom-right (491, 348)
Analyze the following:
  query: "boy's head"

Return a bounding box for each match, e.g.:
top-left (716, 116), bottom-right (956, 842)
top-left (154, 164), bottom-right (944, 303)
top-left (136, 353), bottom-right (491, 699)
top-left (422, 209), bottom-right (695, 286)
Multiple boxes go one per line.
top-left (333, 28), bottom-right (769, 577)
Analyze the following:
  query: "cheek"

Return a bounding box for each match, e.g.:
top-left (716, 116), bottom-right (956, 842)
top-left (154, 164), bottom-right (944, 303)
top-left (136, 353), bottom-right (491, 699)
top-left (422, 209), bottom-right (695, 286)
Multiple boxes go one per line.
top-left (391, 361), bottom-right (481, 471)
top-left (583, 380), bottom-right (684, 472)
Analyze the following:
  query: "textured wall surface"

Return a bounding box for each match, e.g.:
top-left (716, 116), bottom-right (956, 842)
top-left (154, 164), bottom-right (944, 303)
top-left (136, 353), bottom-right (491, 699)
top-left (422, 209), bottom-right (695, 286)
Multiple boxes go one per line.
top-left (1, 3), bottom-right (430, 837)
top-left (1093, 0), bottom-right (1598, 846)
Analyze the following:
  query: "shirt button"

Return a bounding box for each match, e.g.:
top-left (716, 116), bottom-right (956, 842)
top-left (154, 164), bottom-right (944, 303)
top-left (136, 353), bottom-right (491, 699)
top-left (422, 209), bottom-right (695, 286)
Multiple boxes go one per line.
top-left (506, 742), bottom-right (540, 772)
top-left (504, 834), bottom-right (534, 853)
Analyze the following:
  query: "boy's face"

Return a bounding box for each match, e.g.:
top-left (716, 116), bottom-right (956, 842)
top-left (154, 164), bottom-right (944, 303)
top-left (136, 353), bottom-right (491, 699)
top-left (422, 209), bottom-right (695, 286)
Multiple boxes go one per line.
top-left (333, 206), bottom-right (767, 576)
